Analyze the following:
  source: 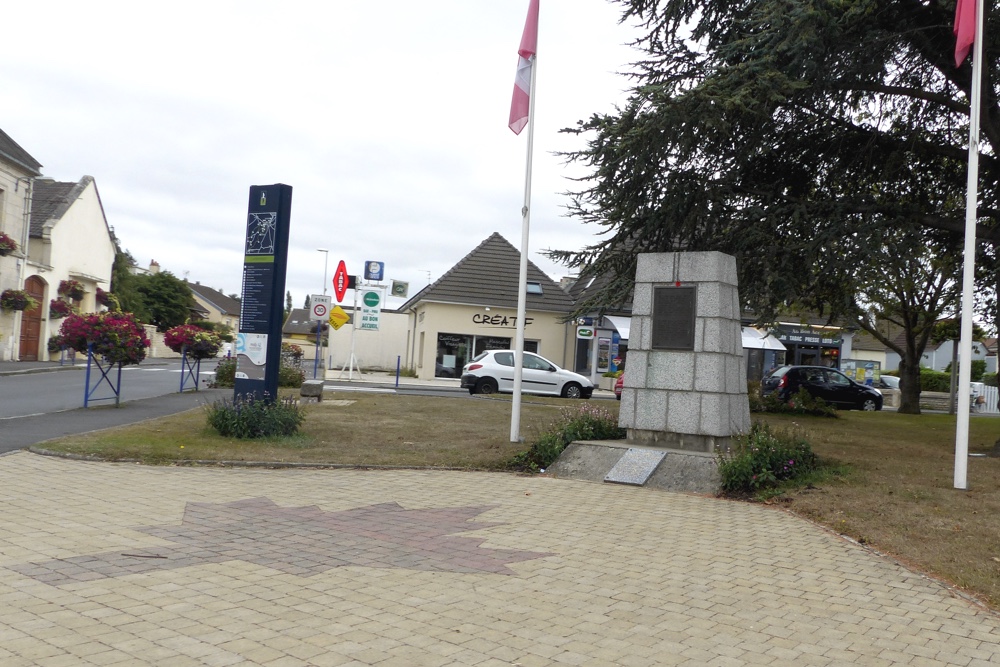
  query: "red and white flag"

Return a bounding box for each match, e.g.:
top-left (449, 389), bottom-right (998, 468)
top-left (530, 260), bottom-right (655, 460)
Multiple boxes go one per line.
top-left (508, 0), bottom-right (539, 135)
top-left (954, 0), bottom-right (976, 66)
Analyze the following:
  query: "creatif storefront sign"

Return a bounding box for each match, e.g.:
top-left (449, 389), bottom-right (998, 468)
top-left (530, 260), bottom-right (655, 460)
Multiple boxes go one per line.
top-left (472, 313), bottom-right (534, 328)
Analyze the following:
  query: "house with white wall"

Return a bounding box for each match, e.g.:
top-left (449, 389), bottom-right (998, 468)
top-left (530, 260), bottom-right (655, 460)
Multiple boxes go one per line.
top-left (0, 128), bottom-right (43, 361)
top-left (21, 176), bottom-right (116, 360)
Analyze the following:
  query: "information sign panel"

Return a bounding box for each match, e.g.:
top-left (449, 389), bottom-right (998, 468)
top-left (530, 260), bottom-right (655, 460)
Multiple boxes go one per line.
top-left (235, 184), bottom-right (293, 401)
top-left (358, 288), bottom-right (383, 331)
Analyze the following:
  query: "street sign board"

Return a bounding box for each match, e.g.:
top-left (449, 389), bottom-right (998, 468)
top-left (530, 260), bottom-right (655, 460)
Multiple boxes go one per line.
top-left (310, 295), bottom-right (332, 321)
top-left (328, 305), bottom-right (350, 330)
top-left (235, 183), bottom-right (293, 402)
top-left (358, 288), bottom-right (383, 331)
top-left (332, 260), bottom-right (349, 302)
top-left (364, 260), bottom-right (384, 282)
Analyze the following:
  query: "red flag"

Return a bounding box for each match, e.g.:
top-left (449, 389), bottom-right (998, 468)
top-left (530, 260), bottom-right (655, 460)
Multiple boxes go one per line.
top-left (954, 0), bottom-right (976, 67)
top-left (508, 0), bottom-right (539, 135)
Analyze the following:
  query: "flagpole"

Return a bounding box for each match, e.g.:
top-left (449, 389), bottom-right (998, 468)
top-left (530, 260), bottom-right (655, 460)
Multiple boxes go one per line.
top-left (954, 0), bottom-right (984, 490)
top-left (510, 46), bottom-right (538, 444)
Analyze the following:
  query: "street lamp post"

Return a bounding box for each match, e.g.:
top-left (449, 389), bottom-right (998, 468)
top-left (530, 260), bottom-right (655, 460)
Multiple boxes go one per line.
top-left (315, 248), bottom-right (330, 377)
top-left (317, 248), bottom-right (329, 295)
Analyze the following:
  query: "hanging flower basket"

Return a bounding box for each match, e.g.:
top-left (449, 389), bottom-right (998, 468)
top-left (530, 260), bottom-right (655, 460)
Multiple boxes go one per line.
top-left (58, 279), bottom-right (86, 301)
top-left (164, 324), bottom-right (223, 360)
top-left (0, 289), bottom-right (38, 312)
top-left (49, 299), bottom-right (73, 319)
top-left (59, 311), bottom-right (150, 366)
top-left (0, 231), bottom-right (17, 257)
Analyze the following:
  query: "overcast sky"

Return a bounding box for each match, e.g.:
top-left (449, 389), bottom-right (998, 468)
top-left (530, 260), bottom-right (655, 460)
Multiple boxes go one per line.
top-left (2, 1), bottom-right (641, 310)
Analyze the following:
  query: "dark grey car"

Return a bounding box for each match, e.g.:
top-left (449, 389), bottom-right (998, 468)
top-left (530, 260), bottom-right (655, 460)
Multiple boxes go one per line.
top-left (761, 365), bottom-right (883, 411)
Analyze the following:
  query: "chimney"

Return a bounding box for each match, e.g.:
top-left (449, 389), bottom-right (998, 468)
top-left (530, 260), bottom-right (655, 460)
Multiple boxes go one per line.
top-left (149, 260), bottom-right (160, 275)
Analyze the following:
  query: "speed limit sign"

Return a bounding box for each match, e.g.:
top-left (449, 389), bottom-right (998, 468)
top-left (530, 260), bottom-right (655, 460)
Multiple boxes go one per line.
top-left (310, 295), bottom-right (332, 321)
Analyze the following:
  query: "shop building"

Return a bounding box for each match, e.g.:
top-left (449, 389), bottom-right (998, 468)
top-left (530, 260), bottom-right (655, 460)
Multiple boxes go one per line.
top-left (400, 233), bottom-right (576, 380)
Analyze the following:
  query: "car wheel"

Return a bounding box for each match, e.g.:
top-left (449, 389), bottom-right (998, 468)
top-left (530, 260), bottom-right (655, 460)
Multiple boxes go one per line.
top-left (860, 398), bottom-right (879, 411)
top-left (476, 377), bottom-right (498, 395)
top-left (562, 382), bottom-right (583, 399)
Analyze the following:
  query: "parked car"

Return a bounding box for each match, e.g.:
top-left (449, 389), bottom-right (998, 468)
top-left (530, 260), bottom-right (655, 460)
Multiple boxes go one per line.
top-left (873, 375), bottom-right (900, 390)
top-left (761, 365), bottom-right (883, 411)
top-left (461, 350), bottom-right (594, 399)
top-left (614, 374), bottom-right (624, 400)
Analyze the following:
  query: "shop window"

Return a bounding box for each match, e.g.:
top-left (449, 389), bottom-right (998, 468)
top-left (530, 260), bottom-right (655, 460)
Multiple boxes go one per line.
top-left (474, 335), bottom-right (511, 356)
top-left (436, 333), bottom-right (472, 378)
top-left (525, 340), bottom-right (538, 353)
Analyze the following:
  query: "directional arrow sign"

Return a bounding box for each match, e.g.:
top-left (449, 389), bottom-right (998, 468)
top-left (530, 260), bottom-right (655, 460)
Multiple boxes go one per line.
top-left (332, 260), bottom-right (349, 302)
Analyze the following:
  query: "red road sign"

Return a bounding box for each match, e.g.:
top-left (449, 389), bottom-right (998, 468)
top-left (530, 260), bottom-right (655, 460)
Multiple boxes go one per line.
top-left (333, 260), bottom-right (349, 302)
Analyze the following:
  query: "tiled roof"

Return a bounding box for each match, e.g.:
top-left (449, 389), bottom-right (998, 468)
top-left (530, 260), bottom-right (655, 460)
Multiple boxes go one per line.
top-left (29, 179), bottom-right (88, 236)
top-left (188, 282), bottom-right (241, 316)
top-left (400, 233), bottom-right (574, 313)
top-left (283, 307), bottom-right (334, 336)
top-left (0, 128), bottom-right (42, 176)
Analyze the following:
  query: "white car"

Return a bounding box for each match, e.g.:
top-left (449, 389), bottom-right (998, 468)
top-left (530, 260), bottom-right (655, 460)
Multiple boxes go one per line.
top-left (460, 350), bottom-right (594, 399)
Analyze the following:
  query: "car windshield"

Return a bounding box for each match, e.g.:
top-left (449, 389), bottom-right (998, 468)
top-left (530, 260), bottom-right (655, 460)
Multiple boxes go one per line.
top-left (470, 352), bottom-right (488, 363)
top-left (768, 366), bottom-right (791, 378)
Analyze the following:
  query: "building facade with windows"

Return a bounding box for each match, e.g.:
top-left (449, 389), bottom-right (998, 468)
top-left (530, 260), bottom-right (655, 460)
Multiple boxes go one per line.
top-left (399, 233), bottom-right (577, 381)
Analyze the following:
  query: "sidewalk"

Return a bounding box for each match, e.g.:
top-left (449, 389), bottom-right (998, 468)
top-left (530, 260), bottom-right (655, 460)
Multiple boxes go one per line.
top-left (1, 452), bottom-right (998, 666)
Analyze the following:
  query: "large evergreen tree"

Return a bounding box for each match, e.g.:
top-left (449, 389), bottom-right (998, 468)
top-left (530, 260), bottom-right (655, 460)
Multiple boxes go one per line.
top-left (552, 0), bottom-right (1000, 412)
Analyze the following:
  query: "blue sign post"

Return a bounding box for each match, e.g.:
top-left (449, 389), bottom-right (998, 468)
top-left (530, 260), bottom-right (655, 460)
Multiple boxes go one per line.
top-left (234, 184), bottom-right (293, 402)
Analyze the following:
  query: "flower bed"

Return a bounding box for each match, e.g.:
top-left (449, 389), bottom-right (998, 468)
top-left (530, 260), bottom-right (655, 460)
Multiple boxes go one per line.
top-left (164, 324), bottom-right (223, 359)
top-left (59, 312), bottom-right (150, 365)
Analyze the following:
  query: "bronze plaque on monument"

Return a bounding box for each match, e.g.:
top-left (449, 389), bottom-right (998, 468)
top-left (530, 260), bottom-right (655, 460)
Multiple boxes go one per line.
top-left (652, 285), bottom-right (696, 350)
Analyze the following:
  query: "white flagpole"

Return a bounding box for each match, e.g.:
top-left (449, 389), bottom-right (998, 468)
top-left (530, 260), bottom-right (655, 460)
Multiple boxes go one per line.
top-left (510, 45), bottom-right (538, 443)
top-left (954, 0), bottom-right (984, 490)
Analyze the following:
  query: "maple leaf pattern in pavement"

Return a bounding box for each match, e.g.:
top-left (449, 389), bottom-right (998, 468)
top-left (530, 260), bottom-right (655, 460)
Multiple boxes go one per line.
top-left (10, 498), bottom-right (552, 586)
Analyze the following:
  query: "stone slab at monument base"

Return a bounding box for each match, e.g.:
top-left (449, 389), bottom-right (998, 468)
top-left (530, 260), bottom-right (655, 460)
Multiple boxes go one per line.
top-left (626, 429), bottom-right (736, 454)
top-left (546, 440), bottom-right (721, 495)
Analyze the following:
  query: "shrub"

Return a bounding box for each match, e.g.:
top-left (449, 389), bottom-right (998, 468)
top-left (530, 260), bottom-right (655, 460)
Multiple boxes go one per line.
top-left (943, 359), bottom-right (987, 382)
top-left (208, 356), bottom-right (304, 388)
top-left (749, 384), bottom-right (838, 418)
top-left (984, 373), bottom-right (998, 388)
top-left (279, 364), bottom-right (305, 387)
top-left (718, 422), bottom-right (818, 496)
top-left (919, 367), bottom-right (951, 392)
top-left (205, 394), bottom-right (304, 439)
top-left (211, 357), bottom-right (236, 387)
top-left (510, 403), bottom-right (625, 471)
top-left (59, 311), bottom-right (150, 365)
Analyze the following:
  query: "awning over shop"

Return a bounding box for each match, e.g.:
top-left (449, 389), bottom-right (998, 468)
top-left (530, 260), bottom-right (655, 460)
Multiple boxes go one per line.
top-left (741, 327), bottom-right (787, 351)
top-left (604, 315), bottom-right (631, 341)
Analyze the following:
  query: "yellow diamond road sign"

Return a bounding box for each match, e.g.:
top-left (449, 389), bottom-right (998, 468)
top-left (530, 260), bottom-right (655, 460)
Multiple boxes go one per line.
top-left (328, 305), bottom-right (350, 330)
